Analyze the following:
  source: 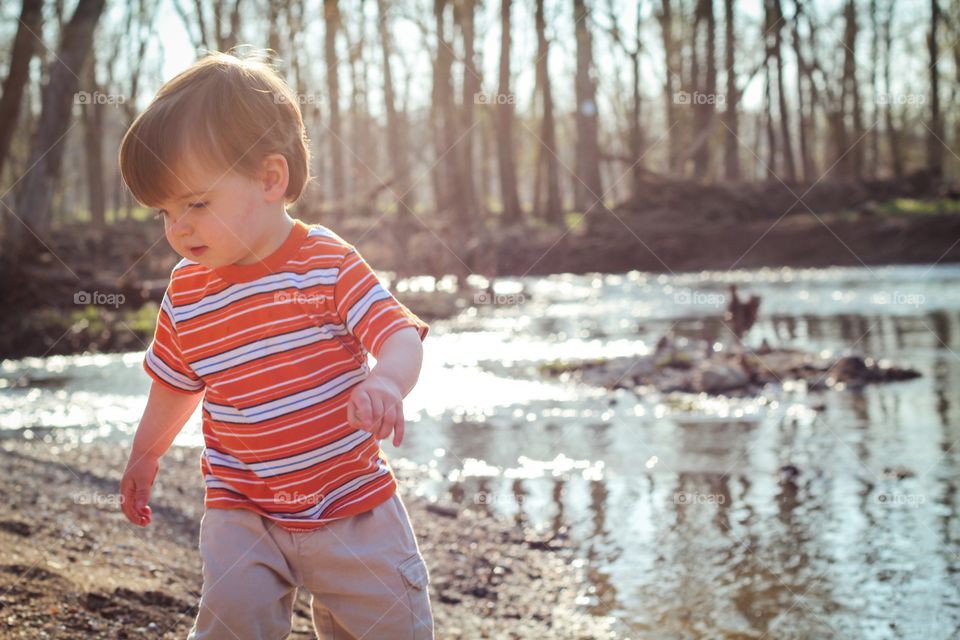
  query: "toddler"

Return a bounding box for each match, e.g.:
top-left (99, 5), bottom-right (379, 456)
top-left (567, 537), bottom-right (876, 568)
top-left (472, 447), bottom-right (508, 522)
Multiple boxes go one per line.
top-left (117, 51), bottom-right (434, 639)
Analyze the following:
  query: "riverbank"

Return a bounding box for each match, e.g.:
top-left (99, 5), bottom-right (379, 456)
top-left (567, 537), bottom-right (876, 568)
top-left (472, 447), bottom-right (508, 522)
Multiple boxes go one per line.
top-left (2, 188), bottom-right (959, 360)
top-left (0, 440), bottom-right (617, 639)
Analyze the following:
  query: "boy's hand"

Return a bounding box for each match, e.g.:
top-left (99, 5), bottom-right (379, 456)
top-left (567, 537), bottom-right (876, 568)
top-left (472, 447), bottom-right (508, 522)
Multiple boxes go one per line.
top-left (120, 454), bottom-right (160, 527)
top-left (347, 373), bottom-right (406, 446)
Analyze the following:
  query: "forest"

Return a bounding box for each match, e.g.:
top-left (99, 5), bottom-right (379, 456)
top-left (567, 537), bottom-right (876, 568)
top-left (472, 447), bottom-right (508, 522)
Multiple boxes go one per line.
top-left (0, 0), bottom-right (958, 354)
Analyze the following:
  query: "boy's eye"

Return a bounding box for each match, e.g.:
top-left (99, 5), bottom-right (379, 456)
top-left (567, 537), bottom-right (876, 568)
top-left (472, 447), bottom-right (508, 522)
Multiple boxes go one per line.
top-left (188, 201), bottom-right (208, 210)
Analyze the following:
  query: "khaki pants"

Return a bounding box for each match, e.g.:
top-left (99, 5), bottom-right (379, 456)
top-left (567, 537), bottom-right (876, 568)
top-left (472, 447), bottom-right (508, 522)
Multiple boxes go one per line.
top-left (187, 493), bottom-right (434, 639)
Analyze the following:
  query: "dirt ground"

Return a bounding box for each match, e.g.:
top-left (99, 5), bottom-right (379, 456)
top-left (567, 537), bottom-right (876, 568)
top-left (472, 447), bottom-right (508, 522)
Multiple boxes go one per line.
top-left (0, 439), bottom-right (617, 639)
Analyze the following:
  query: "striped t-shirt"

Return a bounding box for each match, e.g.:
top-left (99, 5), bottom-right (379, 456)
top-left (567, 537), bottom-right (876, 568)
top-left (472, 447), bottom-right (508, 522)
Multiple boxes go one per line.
top-left (143, 218), bottom-right (429, 531)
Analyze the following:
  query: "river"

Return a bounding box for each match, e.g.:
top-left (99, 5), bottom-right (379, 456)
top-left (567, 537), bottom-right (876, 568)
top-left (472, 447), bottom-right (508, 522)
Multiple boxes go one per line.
top-left (2, 263), bottom-right (959, 639)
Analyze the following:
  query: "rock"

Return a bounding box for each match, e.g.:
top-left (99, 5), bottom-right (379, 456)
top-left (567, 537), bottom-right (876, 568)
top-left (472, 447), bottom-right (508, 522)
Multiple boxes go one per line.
top-left (694, 363), bottom-right (749, 394)
top-left (0, 520), bottom-right (32, 537)
top-left (425, 503), bottom-right (459, 518)
top-left (829, 356), bottom-right (869, 383)
top-left (777, 464), bottom-right (801, 483)
top-left (883, 465), bottom-right (915, 480)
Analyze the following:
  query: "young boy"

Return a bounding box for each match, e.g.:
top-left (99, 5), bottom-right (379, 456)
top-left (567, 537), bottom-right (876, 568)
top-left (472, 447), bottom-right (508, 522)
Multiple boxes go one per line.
top-left (117, 51), bottom-right (434, 639)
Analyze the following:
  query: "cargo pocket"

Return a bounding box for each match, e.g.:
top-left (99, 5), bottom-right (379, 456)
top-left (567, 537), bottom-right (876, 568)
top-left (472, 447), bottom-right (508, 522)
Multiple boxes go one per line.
top-left (398, 553), bottom-right (434, 639)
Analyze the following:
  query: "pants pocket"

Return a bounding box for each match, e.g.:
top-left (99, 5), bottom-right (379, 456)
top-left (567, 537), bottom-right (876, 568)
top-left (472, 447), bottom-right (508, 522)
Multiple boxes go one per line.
top-left (398, 553), bottom-right (434, 639)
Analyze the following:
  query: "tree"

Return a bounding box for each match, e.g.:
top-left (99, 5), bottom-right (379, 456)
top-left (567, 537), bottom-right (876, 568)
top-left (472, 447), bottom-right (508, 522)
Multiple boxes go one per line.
top-left (927, 0), bottom-right (943, 177)
top-left (0, 0), bottom-right (44, 182)
top-left (723, 0), bottom-right (740, 181)
top-left (840, 0), bottom-right (864, 178)
top-left (456, 0), bottom-right (480, 224)
top-left (324, 0), bottom-right (345, 207)
top-left (692, 0), bottom-right (716, 179)
top-left (7, 0), bottom-right (107, 263)
top-left (80, 50), bottom-right (106, 229)
top-left (573, 0), bottom-right (604, 211)
top-left (792, 0), bottom-right (817, 180)
top-left (533, 0), bottom-right (562, 221)
top-left (377, 0), bottom-right (416, 233)
top-left (496, 0), bottom-right (522, 223)
top-left (880, 0), bottom-right (903, 178)
top-left (770, 0), bottom-right (797, 181)
top-left (658, 0), bottom-right (681, 173)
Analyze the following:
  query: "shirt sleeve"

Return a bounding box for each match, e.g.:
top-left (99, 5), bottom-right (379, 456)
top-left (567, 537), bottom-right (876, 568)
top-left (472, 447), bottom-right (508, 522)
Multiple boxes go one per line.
top-left (334, 246), bottom-right (430, 357)
top-left (142, 287), bottom-right (205, 394)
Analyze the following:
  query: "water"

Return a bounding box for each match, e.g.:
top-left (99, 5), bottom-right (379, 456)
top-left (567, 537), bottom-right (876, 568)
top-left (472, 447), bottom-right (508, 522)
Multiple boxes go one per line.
top-left (3, 264), bottom-right (960, 639)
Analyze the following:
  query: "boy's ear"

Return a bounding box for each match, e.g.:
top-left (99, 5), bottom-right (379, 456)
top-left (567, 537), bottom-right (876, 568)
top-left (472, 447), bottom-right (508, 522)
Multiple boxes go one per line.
top-left (258, 153), bottom-right (289, 202)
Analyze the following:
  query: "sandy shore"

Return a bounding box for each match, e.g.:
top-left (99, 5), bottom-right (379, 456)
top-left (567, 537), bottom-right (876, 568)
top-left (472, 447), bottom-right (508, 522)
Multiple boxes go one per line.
top-left (0, 439), bottom-right (617, 639)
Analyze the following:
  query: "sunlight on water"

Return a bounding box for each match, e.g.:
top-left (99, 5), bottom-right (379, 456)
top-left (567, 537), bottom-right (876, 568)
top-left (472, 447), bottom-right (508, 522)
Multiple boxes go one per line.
top-left (3, 263), bottom-right (960, 638)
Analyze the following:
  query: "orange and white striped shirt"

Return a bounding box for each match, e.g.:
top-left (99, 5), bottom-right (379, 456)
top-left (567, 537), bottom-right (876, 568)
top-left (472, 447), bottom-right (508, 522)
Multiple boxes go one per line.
top-left (143, 218), bottom-right (429, 531)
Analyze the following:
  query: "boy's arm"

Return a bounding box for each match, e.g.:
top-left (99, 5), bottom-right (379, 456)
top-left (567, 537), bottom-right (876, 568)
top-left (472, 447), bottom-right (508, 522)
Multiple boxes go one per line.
top-left (368, 326), bottom-right (425, 397)
top-left (120, 380), bottom-right (203, 526)
top-left (348, 327), bottom-right (424, 446)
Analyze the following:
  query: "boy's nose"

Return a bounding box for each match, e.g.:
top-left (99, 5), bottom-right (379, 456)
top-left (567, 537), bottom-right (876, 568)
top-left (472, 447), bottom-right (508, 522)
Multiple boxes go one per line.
top-left (170, 217), bottom-right (192, 236)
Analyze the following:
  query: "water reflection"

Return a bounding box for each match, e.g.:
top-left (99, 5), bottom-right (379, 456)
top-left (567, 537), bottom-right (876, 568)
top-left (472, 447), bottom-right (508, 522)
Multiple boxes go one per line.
top-left (2, 265), bottom-right (960, 637)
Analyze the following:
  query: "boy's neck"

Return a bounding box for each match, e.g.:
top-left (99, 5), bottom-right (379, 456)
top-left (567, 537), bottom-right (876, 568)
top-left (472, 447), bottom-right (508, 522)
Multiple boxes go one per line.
top-left (235, 211), bottom-right (296, 265)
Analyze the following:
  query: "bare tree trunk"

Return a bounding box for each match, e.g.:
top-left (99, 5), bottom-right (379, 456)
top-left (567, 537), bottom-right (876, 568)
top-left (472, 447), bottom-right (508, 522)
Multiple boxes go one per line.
top-left (840, 0), bottom-right (863, 178)
top-left (573, 0), bottom-right (604, 211)
top-left (377, 0), bottom-right (415, 234)
top-left (629, 5), bottom-right (645, 195)
top-left (792, 0), bottom-right (815, 181)
top-left (0, 0), bottom-right (44, 183)
top-left (693, 0), bottom-right (716, 180)
top-left (324, 0), bottom-right (345, 207)
top-left (6, 0), bottom-right (106, 264)
top-left (496, 0), bottom-right (522, 223)
top-left (868, 0), bottom-right (880, 177)
top-left (771, 0), bottom-right (796, 181)
top-left (344, 5), bottom-right (369, 206)
top-left (431, 0), bottom-right (467, 221)
top-left (80, 51), bottom-right (106, 230)
top-left (534, 0), bottom-right (561, 222)
top-left (762, 1), bottom-right (778, 178)
top-left (267, 0), bottom-right (281, 62)
top-left (215, 0), bottom-right (242, 51)
top-left (881, 0), bottom-right (903, 178)
top-left (456, 0), bottom-right (479, 224)
top-left (723, 0), bottom-right (740, 181)
top-left (927, 0), bottom-right (943, 177)
top-left (764, 61), bottom-right (778, 178)
top-left (658, 0), bottom-right (680, 174)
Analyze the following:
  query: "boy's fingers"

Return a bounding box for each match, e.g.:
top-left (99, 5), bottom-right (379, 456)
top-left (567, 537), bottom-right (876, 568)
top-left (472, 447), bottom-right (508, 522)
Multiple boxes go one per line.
top-left (378, 405), bottom-right (397, 440)
top-left (369, 396), bottom-right (385, 435)
top-left (392, 405), bottom-right (405, 447)
top-left (120, 477), bottom-right (136, 522)
top-left (134, 481), bottom-right (152, 512)
top-left (350, 390), bottom-right (373, 427)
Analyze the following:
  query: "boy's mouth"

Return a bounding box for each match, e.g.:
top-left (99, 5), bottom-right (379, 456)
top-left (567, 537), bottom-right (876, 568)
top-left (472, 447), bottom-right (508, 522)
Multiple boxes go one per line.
top-left (189, 245), bottom-right (208, 257)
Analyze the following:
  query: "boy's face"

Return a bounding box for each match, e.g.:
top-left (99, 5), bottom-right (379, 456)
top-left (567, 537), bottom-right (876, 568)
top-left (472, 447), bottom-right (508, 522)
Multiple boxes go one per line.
top-left (153, 158), bottom-right (273, 267)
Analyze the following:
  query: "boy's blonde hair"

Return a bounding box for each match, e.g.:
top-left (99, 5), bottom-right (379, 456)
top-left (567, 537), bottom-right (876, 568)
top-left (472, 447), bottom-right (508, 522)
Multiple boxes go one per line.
top-left (119, 50), bottom-right (310, 207)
